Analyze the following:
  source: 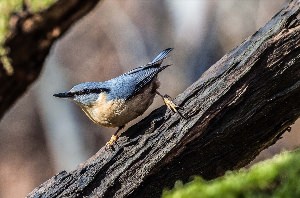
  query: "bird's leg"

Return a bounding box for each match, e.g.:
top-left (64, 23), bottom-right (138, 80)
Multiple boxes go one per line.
top-left (106, 125), bottom-right (125, 147)
top-left (155, 90), bottom-right (186, 119)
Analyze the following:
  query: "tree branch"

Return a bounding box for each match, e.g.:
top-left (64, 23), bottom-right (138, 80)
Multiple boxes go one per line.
top-left (0, 0), bottom-right (102, 119)
top-left (28, 0), bottom-right (300, 197)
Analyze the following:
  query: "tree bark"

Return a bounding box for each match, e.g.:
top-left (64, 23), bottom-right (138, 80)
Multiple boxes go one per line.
top-left (29, 0), bottom-right (300, 198)
top-left (0, 0), bottom-right (102, 119)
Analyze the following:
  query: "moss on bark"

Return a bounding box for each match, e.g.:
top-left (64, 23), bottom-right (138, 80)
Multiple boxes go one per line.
top-left (163, 150), bottom-right (300, 198)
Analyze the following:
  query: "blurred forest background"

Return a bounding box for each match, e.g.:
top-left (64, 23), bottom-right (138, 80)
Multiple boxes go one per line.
top-left (1, 0), bottom-right (299, 197)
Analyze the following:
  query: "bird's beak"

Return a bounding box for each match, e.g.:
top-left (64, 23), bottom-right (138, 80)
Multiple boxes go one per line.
top-left (53, 92), bottom-right (73, 98)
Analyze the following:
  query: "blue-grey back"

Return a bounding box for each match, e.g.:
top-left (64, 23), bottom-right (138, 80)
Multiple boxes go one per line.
top-left (106, 48), bottom-right (173, 100)
top-left (106, 66), bottom-right (167, 100)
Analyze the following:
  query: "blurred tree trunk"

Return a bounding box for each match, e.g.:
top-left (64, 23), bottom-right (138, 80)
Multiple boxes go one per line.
top-left (0, 0), bottom-right (102, 119)
top-left (0, 2), bottom-right (103, 197)
top-left (28, 0), bottom-right (300, 197)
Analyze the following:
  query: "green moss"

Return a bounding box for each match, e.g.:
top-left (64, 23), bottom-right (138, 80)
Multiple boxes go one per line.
top-left (0, 0), bottom-right (55, 72)
top-left (163, 150), bottom-right (300, 198)
top-left (0, 0), bottom-right (55, 45)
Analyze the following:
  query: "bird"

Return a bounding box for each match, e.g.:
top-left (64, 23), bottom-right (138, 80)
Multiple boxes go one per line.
top-left (53, 48), bottom-right (183, 147)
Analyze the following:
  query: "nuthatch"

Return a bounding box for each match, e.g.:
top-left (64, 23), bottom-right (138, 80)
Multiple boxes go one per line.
top-left (54, 48), bottom-right (182, 146)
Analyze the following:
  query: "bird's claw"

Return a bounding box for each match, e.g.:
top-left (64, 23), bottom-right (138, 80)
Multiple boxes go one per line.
top-left (106, 134), bottom-right (118, 147)
top-left (155, 91), bottom-right (187, 119)
top-left (162, 95), bottom-right (187, 119)
top-left (163, 95), bottom-right (179, 113)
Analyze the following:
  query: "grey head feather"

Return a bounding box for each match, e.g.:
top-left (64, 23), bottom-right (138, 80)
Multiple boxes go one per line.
top-left (70, 82), bottom-right (110, 106)
top-left (54, 82), bottom-right (110, 106)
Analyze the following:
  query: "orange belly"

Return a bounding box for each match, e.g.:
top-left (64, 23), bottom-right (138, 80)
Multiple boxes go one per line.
top-left (81, 79), bottom-right (159, 128)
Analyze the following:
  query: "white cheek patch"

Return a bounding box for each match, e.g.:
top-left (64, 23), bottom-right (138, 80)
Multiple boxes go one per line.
top-left (74, 93), bottom-right (99, 106)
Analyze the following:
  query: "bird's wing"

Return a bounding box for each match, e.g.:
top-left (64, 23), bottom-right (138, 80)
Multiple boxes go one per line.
top-left (127, 65), bottom-right (170, 98)
top-left (122, 48), bottom-right (173, 99)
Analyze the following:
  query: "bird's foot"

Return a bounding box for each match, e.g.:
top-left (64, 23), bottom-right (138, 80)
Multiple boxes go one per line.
top-left (105, 126), bottom-right (124, 148)
top-left (156, 91), bottom-right (187, 119)
top-left (162, 95), bottom-right (180, 113)
top-left (106, 134), bottom-right (118, 147)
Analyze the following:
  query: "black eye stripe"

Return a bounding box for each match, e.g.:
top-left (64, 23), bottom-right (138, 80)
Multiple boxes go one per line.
top-left (73, 88), bottom-right (110, 96)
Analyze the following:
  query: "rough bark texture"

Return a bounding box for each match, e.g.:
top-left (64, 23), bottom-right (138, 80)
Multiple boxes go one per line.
top-left (0, 0), bottom-right (102, 119)
top-left (29, 0), bottom-right (300, 198)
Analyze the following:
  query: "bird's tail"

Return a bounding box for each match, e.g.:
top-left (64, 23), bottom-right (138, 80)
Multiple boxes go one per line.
top-left (158, 64), bottom-right (172, 72)
top-left (149, 48), bottom-right (173, 65)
